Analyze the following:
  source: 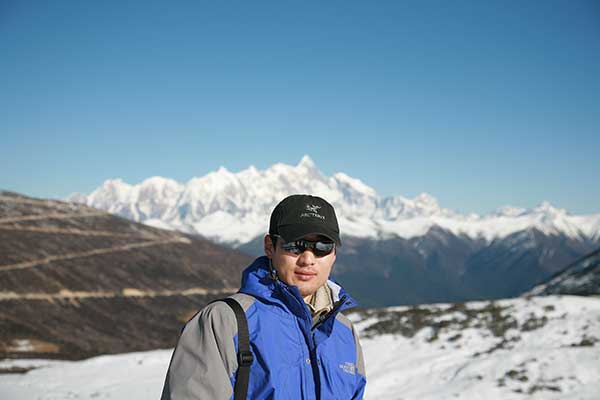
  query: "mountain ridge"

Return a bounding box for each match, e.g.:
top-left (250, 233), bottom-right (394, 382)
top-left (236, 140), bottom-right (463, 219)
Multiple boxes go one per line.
top-left (67, 155), bottom-right (600, 246)
top-left (528, 247), bottom-right (600, 296)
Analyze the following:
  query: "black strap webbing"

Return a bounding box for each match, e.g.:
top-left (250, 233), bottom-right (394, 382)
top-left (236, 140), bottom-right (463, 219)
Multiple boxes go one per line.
top-left (219, 298), bottom-right (253, 400)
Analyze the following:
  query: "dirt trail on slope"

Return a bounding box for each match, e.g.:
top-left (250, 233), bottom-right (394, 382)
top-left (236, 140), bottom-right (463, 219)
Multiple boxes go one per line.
top-left (0, 237), bottom-right (191, 272)
top-left (0, 211), bottom-right (108, 225)
top-left (0, 287), bottom-right (237, 302)
top-left (0, 224), bottom-right (154, 239)
top-left (0, 195), bottom-right (82, 207)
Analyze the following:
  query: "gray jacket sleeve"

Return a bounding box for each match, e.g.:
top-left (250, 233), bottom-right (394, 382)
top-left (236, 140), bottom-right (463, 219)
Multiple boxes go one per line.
top-left (351, 324), bottom-right (367, 399)
top-left (336, 312), bottom-right (367, 399)
top-left (161, 301), bottom-right (239, 400)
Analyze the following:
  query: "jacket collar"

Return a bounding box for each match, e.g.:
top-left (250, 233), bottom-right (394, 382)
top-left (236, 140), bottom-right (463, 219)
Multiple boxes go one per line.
top-left (239, 256), bottom-right (358, 320)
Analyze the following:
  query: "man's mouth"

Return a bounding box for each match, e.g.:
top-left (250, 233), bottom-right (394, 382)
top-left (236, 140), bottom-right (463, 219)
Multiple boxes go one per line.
top-left (295, 270), bottom-right (317, 281)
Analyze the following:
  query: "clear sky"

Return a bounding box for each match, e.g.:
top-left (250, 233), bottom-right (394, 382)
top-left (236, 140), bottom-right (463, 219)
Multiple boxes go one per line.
top-left (2, 0), bottom-right (599, 215)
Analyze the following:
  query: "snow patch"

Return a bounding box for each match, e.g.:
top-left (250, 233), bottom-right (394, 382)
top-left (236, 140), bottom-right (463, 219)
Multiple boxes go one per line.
top-left (2, 296), bottom-right (599, 399)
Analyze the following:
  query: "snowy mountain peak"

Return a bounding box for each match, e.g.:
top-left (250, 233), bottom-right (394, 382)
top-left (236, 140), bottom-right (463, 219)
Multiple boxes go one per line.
top-left (297, 154), bottom-right (316, 170)
top-left (493, 206), bottom-right (527, 218)
top-left (88, 179), bottom-right (133, 205)
top-left (69, 157), bottom-right (600, 245)
top-left (413, 192), bottom-right (440, 211)
top-left (139, 176), bottom-right (182, 191)
top-left (100, 178), bottom-right (130, 191)
top-left (216, 166), bottom-right (231, 175)
top-left (333, 172), bottom-right (377, 197)
top-left (532, 201), bottom-right (567, 216)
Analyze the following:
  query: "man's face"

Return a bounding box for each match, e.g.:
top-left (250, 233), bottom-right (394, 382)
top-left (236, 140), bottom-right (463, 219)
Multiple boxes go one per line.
top-left (264, 234), bottom-right (336, 297)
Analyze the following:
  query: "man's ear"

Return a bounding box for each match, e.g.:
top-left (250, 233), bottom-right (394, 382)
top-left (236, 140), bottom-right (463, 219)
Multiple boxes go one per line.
top-left (264, 234), bottom-right (275, 258)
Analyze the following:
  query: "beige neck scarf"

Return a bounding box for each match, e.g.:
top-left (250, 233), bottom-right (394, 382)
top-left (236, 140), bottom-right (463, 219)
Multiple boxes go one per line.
top-left (303, 284), bottom-right (334, 325)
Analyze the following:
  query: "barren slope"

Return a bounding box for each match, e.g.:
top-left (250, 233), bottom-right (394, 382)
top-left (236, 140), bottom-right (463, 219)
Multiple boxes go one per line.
top-left (0, 191), bottom-right (252, 360)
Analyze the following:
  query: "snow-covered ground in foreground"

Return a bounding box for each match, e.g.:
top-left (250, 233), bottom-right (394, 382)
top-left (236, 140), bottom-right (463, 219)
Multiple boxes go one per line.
top-left (0, 351), bottom-right (168, 399)
top-left (2, 295), bottom-right (600, 399)
top-left (356, 295), bottom-right (600, 400)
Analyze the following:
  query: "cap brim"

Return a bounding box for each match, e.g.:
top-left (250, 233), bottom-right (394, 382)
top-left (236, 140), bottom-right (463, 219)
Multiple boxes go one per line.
top-left (278, 223), bottom-right (342, 246)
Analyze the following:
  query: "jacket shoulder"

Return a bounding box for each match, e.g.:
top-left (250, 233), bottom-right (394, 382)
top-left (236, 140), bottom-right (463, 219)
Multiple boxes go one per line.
top-left (334, 311), bottom-right (356, 332)
top-left (187, 293), bottom-right (257, 334)
top-left (335, 312), bottom-right (366, 378)
top-left (188, 293), bottom-right (255, 320)
top-left (163, 296), bottom-right (259, 399)
top-left (227, 292), bottom-right (256, 312)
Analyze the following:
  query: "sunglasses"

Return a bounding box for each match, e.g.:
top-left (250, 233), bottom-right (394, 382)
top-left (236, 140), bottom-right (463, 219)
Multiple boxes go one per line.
top-left (274, 236), bottom-right (336, 257)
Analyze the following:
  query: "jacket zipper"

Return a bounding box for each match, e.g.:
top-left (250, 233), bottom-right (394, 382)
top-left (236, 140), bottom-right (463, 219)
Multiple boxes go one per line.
top-left (281, 284), bottom-right (320, 398)
top-left (311, 294), bottom-right (348, 331)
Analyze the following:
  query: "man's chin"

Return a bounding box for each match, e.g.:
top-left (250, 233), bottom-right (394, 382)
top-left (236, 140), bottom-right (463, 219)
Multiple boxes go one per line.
top-left (296, 283), bottom-right (318, 297)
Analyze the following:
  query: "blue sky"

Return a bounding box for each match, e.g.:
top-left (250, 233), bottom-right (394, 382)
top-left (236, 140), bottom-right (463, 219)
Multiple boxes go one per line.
top-left (2, 0), bottom-right (599, 214)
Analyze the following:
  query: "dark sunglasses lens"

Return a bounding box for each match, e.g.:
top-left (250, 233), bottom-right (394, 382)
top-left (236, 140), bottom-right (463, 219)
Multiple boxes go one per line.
top-left (314, 241), bottom-right (335, 256)
top-left (282, 243), bottom-right (303, 254)
top-left (282, 240), bottom-right (335, 256)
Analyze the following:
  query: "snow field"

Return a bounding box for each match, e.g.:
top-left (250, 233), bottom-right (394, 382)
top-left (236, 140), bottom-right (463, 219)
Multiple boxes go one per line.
top-left (1, 295), bottom-right (599, 399)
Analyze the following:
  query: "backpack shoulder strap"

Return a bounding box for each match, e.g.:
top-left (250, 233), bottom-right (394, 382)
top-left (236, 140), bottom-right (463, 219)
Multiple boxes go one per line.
top-left (218, 297), bottom-right (253, 400)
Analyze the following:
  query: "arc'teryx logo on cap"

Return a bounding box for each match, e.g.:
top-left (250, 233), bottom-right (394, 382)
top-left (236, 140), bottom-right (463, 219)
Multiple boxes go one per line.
top-left (305, 204), bottom-right (321, 213)
top-left (300, 204), bottom-right (325, 220)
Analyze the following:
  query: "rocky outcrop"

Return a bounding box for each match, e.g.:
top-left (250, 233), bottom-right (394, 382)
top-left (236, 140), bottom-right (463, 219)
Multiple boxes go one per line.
top-left (527, 247), bottom-right (600, 296)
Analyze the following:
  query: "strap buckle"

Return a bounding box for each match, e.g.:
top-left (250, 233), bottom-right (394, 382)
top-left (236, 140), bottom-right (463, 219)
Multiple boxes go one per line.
top-left (238, 350), bottom-right (254, 367)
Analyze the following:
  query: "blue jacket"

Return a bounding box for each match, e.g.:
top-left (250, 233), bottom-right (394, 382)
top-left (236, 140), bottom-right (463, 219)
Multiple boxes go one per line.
top-left (161, 256), bottom-right (366, 399)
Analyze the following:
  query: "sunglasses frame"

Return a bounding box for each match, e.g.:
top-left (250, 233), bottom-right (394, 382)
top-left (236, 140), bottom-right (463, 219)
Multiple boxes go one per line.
top-left (271, 235), bottom-right (336, 257)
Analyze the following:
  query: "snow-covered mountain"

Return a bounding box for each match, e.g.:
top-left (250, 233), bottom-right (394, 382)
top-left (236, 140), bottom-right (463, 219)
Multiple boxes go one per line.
top-left (3, 295), bottom-right (599, 399)
top-left (64, 156), bottom-right (600, 304)
top-left (68, 155), bottom-right (600, 246)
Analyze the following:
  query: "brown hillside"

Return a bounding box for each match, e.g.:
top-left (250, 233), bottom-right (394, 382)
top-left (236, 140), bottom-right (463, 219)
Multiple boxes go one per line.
top-left (0, 191), bottom-right (253, 360)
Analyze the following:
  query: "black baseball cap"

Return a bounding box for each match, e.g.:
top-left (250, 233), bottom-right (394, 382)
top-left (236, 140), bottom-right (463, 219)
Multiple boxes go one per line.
top-left (269, 194), bottom-right (341, 246)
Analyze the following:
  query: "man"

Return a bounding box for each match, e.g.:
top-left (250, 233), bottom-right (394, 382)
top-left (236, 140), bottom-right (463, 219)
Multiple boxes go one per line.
top-left (161, 194), bottom-right (366, 399)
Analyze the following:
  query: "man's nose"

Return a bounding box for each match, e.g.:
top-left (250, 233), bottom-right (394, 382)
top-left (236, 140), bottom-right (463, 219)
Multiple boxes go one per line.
top-left (297, 249), bottom-right (316, 266)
